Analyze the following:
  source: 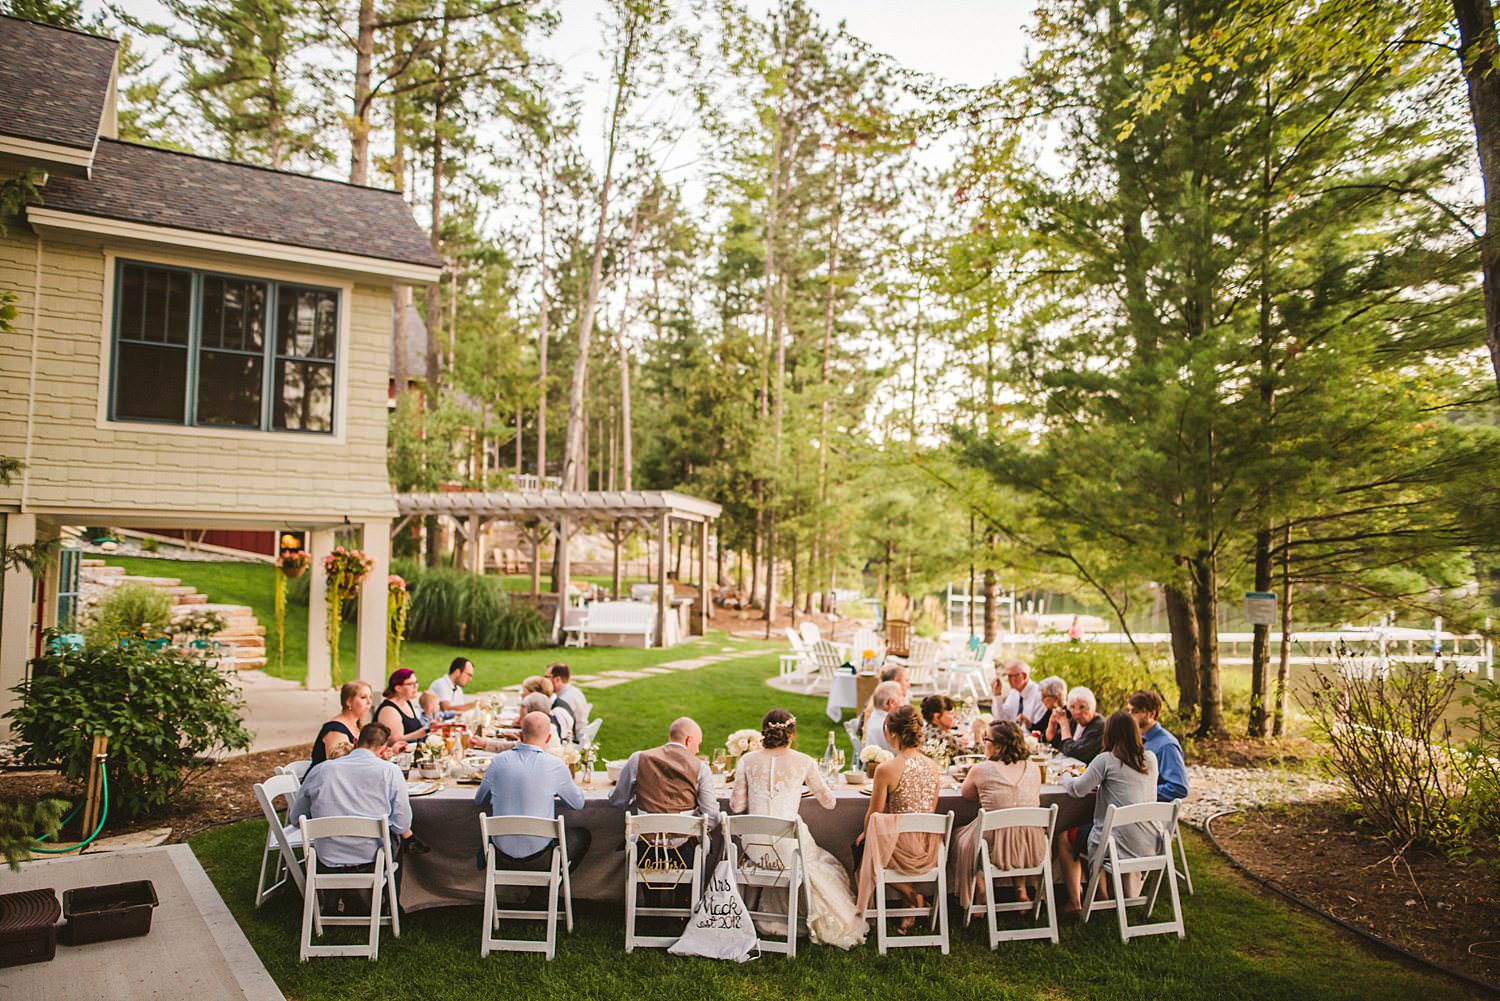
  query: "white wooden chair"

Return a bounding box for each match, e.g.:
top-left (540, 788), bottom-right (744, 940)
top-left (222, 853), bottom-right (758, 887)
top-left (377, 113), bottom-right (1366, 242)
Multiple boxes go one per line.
top-left (578, 718), bottom-right (603, 747)
top-left (798, 621), bottom-right (823, 646)
top-left (780, 627), bottom-right (817, 683)
top-left (277, 759), bottom-right (311, 783)
top-left (964, 804), bottom-right (1059, 946)
top-left (897, 637), bottom-right (942, 691)
top-left (940, 640), bottom-right (992, 702)
top-left (253, 774), bottom-right (305, 907)
top-left (861, 811), bottom-right (954, 955)
top-left (723, 814), bottom-right (804, 956)
top-left (850, 628), bottom-right (884, 668)
top-left (624, 813), bottom-right (709, 951)
top-left (1081, 800), bottom-right (1185, 942)
top-left (298, 816), bottom-right (401, 960)
top-left (1171, 801), bottom-right (1194, 894)
top-left (809, 640), bottom-right (843, 691)
top-left (478, 814), bottom-right (574, 960)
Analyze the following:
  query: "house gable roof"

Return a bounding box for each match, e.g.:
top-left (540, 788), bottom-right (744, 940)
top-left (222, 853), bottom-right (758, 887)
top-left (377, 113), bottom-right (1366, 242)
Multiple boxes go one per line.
top-left (37, 140), bottom-right (441, 272)
top-left (0, 15), bottom-right (116, 153)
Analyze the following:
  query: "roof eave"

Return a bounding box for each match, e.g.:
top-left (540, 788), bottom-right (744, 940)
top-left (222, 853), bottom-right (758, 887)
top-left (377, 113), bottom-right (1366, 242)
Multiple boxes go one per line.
top-left (25, 206), bottom-right (441, 285)
top-left (0, 134), bottom-right (93, 178)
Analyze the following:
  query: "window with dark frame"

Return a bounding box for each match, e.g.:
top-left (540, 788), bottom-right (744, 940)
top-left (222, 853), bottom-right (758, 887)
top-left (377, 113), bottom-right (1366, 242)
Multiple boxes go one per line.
top-left (110, 260), bottom-right (338, 434)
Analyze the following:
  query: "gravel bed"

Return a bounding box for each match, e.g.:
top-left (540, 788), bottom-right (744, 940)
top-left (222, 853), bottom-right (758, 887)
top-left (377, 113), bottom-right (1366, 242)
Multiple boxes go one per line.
top-left (1182, 764), bottom-right (1343, 828)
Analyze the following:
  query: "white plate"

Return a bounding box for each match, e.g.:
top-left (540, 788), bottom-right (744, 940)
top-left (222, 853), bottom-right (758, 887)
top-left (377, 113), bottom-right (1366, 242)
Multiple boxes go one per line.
top-left (407, 781), bottom-right (439, 796)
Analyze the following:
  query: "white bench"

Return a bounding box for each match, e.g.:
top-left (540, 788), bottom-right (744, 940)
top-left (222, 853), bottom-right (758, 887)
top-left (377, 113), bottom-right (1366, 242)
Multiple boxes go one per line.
top-left (577, 601), bottom-right (657, 648)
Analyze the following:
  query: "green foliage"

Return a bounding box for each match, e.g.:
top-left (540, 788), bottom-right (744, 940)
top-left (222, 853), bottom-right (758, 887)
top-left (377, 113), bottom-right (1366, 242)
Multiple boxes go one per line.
top-left (0, 798), bottom-right (68, 871)
top-left (83, 582), bottom-right (174, 646)
top-left (399, 563), bottom-right (547, 651)
top-left (1455, 678), bottom-right (1500, 860)
top-left (6, 635), bottom-right (251, 822)
top-left (1028, 642), bottom-right (1171, 721)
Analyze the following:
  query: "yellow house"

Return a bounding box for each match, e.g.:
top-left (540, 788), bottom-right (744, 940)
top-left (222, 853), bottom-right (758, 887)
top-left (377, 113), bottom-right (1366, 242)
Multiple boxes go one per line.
top-left (0, 15), bottom-right (440, 727)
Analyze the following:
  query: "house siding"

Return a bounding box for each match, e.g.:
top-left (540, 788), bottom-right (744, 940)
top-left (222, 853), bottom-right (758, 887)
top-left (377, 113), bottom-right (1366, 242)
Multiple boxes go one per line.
top-left (0, 227), bottom-right (397, 523)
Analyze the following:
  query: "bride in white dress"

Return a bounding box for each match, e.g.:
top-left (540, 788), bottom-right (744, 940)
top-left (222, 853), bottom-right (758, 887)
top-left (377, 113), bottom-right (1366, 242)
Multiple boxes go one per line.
top-left (729, 710), bottom-right (868, 949)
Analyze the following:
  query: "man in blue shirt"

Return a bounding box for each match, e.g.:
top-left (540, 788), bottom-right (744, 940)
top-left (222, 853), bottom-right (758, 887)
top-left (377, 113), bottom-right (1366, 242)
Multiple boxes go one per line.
top-left (473, 711), bottom-right (590, 872)
top-left (1127, 690), bottom-right (1190, 803)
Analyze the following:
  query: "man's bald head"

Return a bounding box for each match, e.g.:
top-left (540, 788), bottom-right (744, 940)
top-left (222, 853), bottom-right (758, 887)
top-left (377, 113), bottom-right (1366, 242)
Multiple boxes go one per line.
top-left (521, 711), bottom-right (552, 745)
top-left (668, 716), bottom-right (702, 752)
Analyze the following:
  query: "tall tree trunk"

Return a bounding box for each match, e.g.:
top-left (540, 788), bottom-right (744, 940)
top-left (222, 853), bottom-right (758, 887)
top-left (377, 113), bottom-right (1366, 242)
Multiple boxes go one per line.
top-left (1273, 522), bottom-right (1293, 737)
top-left (350, 0), bottom-right (375, 185)
top-left (817, 156), bottom-right (844, 607)
top-left (1191, 549), bottom-right (1224, 735)
top-left (1249, 77), bottom-right (1275, 740)
top-left (563, 12), bottom-right (641, 490)
top-left (536, 180), bottom-right (550, 483)
top-left (1249, 527), bottom-right (1272, 737)
top-left (422, 22), bottom-right (448, 410)
top-left (1453, 0), bottom-right (1500, 398)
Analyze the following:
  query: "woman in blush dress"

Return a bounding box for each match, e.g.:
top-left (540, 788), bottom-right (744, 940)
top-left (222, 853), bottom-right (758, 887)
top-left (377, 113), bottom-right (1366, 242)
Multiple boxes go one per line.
top-left (950, 719), bottom-right (1045, 910)
top-left (853, 705), bottom-right (942, 930)
top-left (730, 709), bottom-right (867, 949)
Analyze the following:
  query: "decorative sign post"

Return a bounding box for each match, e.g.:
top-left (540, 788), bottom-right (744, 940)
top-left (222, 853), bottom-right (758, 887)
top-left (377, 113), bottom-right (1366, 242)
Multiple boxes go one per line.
top-left (1245, 591), bottom-right (1277, 626)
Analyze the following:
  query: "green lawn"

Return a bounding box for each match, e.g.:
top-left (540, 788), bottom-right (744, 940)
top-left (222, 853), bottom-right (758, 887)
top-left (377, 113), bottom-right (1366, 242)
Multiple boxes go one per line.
top-left (190, 818), bottom-right (1476, 1001)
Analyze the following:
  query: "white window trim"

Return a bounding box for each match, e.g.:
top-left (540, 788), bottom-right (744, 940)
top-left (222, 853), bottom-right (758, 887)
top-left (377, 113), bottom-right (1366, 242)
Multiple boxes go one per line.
top-left (96, 248), bottom-right (353, 445)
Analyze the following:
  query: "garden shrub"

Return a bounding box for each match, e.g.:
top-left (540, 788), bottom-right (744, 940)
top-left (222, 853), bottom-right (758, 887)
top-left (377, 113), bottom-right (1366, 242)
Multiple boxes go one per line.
top-left (1, 799), bottom-right (67, 870)
top-left (1027, 641), bottom-right (1172, 718)
top-left (6, 634), bottom-right (252, 822)
top-left (403, 565), bottom-right (546, 650)
top-left (1455, 678), bottom-right (1500, 860)
top-left (1303, 662), bottom-right (1464, 851)
top-left (82, 581), bottom-right (173, 646)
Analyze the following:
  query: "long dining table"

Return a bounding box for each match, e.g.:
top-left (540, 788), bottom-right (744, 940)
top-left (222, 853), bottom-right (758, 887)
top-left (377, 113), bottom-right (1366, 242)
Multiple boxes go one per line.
top-left (399, 765), bottom-right (1094, 911)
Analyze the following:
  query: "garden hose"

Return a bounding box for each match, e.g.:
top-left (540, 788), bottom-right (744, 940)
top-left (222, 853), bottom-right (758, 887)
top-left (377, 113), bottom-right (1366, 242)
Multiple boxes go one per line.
top-left (29, 765), bottom-right (110, 854)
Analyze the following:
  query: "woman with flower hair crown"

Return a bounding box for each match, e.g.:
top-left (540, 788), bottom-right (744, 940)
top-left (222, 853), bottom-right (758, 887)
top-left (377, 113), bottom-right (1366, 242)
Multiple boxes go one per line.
top-left (729, 709), bottom-right (867, 948)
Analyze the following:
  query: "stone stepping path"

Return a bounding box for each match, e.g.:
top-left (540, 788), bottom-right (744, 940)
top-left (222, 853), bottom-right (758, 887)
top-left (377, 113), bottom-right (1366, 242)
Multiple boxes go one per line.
top-left (573, 648), bottom-right (767, 690)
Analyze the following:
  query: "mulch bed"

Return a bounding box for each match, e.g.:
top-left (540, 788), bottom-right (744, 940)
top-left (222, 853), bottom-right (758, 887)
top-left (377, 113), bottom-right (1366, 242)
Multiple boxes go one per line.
top-left (1212, 799), bottom-right (1500, 990)
top-left (1, 746), bottom-right (307, 844)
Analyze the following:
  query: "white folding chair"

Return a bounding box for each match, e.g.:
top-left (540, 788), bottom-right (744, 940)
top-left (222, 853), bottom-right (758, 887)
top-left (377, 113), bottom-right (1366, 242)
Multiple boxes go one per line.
top-left (862, 811), bottom-right (954, 955)
top-left (1171, 800), bottom-right (1194, 894)
top-left (1081, 800), bottom-right (1185, 942)
top-left (253, 775), bottom-right (306, 907)
top-left (298, 816), bottom-right (401, 960)
top-left (478, 814), bottom-right (573, 960)
top-left (624, 813), bottom-right (709, 951)
top-left (964, 804), bottom-right (1059, 946)
top-left (724, 815), bottom-right (804, 957)
top-left (278, 759), bottom-right (311, 782)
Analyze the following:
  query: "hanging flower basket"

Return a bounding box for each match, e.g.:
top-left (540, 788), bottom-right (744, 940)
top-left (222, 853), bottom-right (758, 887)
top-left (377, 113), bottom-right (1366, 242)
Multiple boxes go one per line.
top-left (323, 547), bottom-right (373, 687)
top-left (277, 549), bottom-right (310, 579)
top-left (387, 574), bottom-right (410, 670)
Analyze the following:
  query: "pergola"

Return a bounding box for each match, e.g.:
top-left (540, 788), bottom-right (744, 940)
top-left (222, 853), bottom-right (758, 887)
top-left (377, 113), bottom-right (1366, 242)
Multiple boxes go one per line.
top-left (392, 490), bottom-right (722, 646)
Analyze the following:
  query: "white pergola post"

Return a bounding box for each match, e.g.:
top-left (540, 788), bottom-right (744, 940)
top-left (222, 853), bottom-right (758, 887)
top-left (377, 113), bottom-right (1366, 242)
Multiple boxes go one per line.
top-left (358, 518), bottom-right (391, 686)
top-left (468, 515), bottom-right (483, 575)
top-left (656, 512), bottom-right (670, 648)
top-left (698, 518), bottom-right (710, 637)
top-left (0, 513), bottom-right (37, 736)
top-left (306, 527), bottom-right (335, 690)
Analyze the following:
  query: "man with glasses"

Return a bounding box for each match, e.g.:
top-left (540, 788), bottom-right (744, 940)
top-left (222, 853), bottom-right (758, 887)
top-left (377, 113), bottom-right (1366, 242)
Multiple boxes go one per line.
top-left (993, 659), bottom-right (1044, 728)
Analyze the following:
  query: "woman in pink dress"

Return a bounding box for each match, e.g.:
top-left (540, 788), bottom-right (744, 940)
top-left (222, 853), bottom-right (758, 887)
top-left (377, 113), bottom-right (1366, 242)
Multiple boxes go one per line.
top-left (951, 720), bottom-right (1045, 910)
top-left (854, 705), bottom-right (942, 930)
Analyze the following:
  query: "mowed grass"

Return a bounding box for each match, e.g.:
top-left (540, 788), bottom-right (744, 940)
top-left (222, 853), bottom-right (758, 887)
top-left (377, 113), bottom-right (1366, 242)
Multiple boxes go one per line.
top-left (192, 817), bottom-right (1478, 1001)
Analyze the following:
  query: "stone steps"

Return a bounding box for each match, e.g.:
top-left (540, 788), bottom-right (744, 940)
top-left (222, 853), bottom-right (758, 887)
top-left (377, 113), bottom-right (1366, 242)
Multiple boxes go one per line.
top-left (80, 564), bottom-right (266, 669)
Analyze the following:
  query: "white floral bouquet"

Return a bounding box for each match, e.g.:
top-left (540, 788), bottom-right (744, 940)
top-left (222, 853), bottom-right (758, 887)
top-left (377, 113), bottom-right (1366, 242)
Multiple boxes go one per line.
top-left (860, 745), bottom-right (893, 766)
top-left (545, 742), bottom-right (582, 766)
top-left (726, 729), bottom-right (763, 757)
top-left (414, 733), bottom-right (443, 763)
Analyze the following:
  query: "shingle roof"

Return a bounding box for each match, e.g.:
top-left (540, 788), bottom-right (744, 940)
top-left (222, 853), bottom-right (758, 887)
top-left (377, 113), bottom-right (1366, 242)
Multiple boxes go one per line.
top-left (0, 15), bottom-right (116, 151)
top-left (40, 140), bottom-right (441, 268)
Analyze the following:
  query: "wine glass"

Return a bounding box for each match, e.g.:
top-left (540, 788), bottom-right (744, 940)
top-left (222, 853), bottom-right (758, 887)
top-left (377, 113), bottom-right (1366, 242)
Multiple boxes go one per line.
top-left (831, 747), bottom-right (845, 776)
top-left (711, 747), bottom-right (728, 777)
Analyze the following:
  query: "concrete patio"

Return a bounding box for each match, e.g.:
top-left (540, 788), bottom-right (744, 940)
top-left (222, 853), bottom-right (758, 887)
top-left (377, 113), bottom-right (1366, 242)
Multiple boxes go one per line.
top-left (0, 844), bottom-right (282, 1001)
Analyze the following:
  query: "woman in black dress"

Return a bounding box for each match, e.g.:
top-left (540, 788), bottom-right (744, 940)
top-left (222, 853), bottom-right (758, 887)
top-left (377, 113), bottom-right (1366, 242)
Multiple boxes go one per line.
top-left (376, 668), bottom-right (431, 743)
top-left (308, 680), bottom-right (373, 775)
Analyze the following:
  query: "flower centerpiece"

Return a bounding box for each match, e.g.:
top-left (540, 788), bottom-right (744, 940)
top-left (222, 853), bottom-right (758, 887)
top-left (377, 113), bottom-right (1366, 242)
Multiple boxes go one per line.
top-left (578, 742), bottom-right (598, 786)
top-left (860, 745), bottom-right (893, 777)
top-left (414, 733), bottom-right (444, 777)
top-left (271, 549), bottom-right (310, 677)
top-left (322, 546), bottom-right (373, 687)
top-left (386, 574), bottom-right (409, 670)
top-left (725, 728), bottom-right (762, 775)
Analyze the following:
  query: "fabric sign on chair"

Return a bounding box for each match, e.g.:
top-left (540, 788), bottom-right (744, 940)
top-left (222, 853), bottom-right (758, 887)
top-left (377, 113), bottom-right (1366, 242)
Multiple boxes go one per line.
top-left (667, 858), bottom-right (759, 963)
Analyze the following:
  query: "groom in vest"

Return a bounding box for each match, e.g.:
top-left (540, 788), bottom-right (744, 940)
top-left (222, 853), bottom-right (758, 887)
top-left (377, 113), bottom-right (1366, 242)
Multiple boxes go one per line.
top-left (608, 716), bottom-right (721, 877)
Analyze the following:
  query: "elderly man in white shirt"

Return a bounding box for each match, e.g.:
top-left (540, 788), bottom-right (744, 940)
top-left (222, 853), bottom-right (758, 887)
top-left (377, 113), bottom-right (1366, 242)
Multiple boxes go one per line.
top-left (428, 656), bottom-right (479, 714)
top-left (862, 681), bottom-right (903, 754)
top-left (994, 659), bottom-right (1045, 728)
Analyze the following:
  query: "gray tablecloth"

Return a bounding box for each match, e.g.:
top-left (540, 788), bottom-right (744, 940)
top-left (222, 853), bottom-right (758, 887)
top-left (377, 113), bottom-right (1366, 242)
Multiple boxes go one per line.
top-left (400, 775), bottom-right (1094, 910)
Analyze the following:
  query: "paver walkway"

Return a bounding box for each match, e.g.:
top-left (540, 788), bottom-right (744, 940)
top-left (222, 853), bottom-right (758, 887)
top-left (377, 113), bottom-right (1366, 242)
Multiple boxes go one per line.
top-left (570, 648), bottom-right (767, 689)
